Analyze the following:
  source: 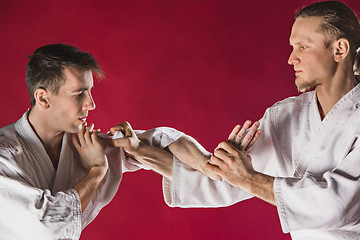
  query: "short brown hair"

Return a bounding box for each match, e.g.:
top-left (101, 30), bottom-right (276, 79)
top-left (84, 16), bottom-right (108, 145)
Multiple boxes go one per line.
top-left (26, 44), bottom-right (104, 106)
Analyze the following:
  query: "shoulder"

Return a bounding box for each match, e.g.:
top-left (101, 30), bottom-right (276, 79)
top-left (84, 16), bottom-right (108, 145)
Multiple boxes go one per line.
top-left (271, 91), bottom-right (313, 110)
top-left (0, 123), bottom-right (21, 156)
top-left (259, 91), bottom-right (314, 129)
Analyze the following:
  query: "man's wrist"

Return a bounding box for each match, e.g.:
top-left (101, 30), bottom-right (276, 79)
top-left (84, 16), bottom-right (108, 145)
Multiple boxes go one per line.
top-left (243, 171), bottom-right (276, 205)
top-left (199, 154), bottom-right (211, 173)
top-left (89, 165), bottom-right (108, 180)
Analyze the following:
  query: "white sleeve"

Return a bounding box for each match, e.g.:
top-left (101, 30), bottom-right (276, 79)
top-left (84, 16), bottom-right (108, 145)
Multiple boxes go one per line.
top-left (0, 173), bottom-right (81, 239)
top-left (135, 127), bottom-right (184, 148)
top-left (274, 142), bottom-right (360, 233)
top-left (162, 108), bottom-right (281, 208)
top-left (248, 107), bottom-right (282, 176)
top-left (163, 157), bottom-right (253, 207)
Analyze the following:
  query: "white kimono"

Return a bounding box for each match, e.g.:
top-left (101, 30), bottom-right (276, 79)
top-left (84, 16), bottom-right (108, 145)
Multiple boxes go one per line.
top-left (163, 84), bottom-right (360, 240)
top-left (0, 111), bottom-right (183, 240)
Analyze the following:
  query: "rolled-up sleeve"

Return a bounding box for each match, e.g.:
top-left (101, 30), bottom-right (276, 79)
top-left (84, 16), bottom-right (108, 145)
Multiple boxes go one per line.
top-left (163, 157), bottom-right (253, 207)
top-left (135, 127), bottom-right (184, 148)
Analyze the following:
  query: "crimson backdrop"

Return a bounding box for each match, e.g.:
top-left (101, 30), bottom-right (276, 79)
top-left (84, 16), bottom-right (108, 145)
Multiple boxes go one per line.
top-left (1, 0), bottom-right (359, 239)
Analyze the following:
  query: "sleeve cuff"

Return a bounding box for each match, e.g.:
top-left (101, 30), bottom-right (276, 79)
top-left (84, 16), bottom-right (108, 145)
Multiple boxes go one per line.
top-left (274, 177), bottom-right (290, 233)
top-left (162, 156), bottom-right (181, 207)
top-left (68, 189), bottom-right (83, 239)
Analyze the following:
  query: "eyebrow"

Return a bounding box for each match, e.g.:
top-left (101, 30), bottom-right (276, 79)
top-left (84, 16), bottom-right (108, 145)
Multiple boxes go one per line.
top-left (71, 86), bottom-right (94, 93)
top-left (290, 35), bottom-right (315, 46)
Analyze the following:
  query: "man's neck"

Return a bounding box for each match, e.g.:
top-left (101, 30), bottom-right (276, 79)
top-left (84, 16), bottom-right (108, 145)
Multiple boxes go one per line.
top-left (28, 108), bottom-right (64, 169)
top-left (316, 70), bottom-right (358, 120)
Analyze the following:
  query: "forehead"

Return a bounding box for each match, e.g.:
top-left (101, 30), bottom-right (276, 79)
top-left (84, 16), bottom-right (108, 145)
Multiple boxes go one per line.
top-left (60, 68), bottom-right (94, 91)
top-left (289, 17), bottom-right (325, 45)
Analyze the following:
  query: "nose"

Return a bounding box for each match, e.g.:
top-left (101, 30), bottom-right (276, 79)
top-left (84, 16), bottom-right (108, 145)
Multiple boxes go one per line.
top-left (83, 91), bottom-right (96, 111)
top-left (288, 49), bottom-right (299, 65)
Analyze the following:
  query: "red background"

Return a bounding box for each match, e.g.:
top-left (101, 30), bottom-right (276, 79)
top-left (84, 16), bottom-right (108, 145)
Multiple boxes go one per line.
top-left (1, 0), bottom-right (359, 239)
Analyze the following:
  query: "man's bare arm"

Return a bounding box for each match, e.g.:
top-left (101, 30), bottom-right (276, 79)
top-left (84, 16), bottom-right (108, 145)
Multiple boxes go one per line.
top-left (167, 121), bottom-right (262, 180)
top-left (110, 122), bottom-right (174, 179)
top-left (72, 123), bottom-right (109, 211)
top-left (167, 135), bottom-right (220, 179)
top-left (110, 121), bottom-right (261, 181)
top-left (110, 122), bottom-right (216, 180)
top-left (73, 165), bottom-right (108, 211)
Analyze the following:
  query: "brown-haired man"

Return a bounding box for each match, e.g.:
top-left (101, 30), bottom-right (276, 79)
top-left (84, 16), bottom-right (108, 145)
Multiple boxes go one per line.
top-left (0, 43), bottom-right (227, 239)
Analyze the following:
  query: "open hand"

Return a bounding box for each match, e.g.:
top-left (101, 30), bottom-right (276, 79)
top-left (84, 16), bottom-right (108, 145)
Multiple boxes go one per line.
top-left (72, 123), bottom-right (108, 171)
top-left (227, 120), bottom-right (261, 152)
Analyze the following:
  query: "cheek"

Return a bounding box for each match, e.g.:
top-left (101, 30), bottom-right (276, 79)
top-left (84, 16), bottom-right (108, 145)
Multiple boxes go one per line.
top-left (67, 99), bottom-right (83, 112)
top-left (56, 101), bottom-right (82, 120)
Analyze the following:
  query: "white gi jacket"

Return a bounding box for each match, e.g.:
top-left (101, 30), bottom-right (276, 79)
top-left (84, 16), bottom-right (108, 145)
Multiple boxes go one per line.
top-left (163, 83), bottom-right (360, 240)
top-left (0, 111), bottom-right (183, 240)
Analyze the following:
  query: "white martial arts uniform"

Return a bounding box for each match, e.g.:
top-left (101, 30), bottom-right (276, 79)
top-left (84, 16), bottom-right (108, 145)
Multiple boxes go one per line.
top-left (163, 83), bottom-right (360, 240)
top-left (0, 111), bottom-right (183, 240)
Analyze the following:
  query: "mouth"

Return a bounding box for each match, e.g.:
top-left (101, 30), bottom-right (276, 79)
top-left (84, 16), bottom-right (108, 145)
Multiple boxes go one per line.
top-left (79, 117), bottom-right (87, 122)
top-left (295, 70), bottom-right (302, 77)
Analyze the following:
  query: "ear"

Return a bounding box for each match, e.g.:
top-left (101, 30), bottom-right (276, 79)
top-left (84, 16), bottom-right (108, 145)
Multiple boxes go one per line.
top-left (333, 38), bottom-right (350, 62)
top-left (33, 88), bottom-right (50, 109)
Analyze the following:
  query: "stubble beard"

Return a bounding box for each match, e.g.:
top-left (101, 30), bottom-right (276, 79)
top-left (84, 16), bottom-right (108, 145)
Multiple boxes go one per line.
top-left (295, 77), bottom-right (317, 93)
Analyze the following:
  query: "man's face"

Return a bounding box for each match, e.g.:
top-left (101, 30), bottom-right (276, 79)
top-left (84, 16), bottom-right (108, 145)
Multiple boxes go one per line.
top-left (47, 68), bottom-right (95, 134)
top-left (288, 17), bottom-right (337, 92)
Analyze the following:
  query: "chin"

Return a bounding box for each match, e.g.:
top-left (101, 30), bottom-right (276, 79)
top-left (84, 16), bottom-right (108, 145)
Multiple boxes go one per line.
top-left (65, 125), bottom-right (82, 134)
top-left (76, 123), bottom-right (83, 132)
top-left (295, 78), bottom-right (315, 93)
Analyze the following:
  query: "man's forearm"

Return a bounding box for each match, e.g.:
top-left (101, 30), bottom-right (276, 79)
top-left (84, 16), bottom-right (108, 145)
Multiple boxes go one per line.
top-left (73, 166), bottom-right (108, 211)
top-left (132, 142), bottom-right (174, 179)
top-left (126, 134), bottom-right (215, 180)
top-left (168, 135), bottom-right (211, 171)
top-left (242, 172), bottom-right (276, 205)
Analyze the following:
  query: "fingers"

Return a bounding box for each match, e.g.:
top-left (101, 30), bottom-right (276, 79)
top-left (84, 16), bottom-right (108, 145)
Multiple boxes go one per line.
top-left (244, 129), bottom-right (261, 152)
top-left (123, 121), bottom-right (134, 137)
top-left (110, 124), bottom-right (125, 136)
top-left (216, 141), bottom-right (238, 155)
top-left (205, 162), bottom-right (221, 174)
top-left (77, 123), bottom-right (86, 146)
top-left (227, 120), bottom-right (261, 151)
top-left (228, 124), bottom-right (241, 142)
top-left (208, 154), bottom-right (224, 166)
top-left (110, 121), bottom-right (132, 137)
top-left (239, 121), bottom-right (259, 150)
top-left (90, 129), bottom-right (100, 144)
top-left (84, 123), bottom-right (94, 144)
top-left (236, 121), bottom-right (252, 145)
top-left (228, 121), bottom-right (252, 147)
top-left (77, 123), bottom-right (99, 146)
top-left (205, 156), bottom-right (222, 173)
